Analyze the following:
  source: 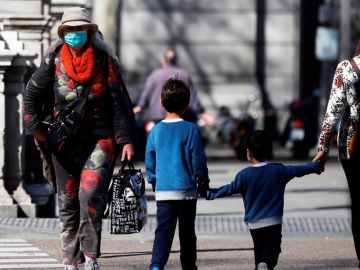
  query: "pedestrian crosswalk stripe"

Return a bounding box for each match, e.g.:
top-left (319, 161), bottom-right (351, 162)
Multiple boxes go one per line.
top-left (0, 253), bottom-right (49, 257)
top-left (0, 244), bottom-right (33, 247)
top-left (0, 264), bottom-right (64, 269)
top-left (0, 239), bottom-right (62, 269)
top-left (0, 247), bottom-right (39, 252)
top-left (0, 240), bottom-right (26, 243)
top-left (0, 258), bottom-right (57, 263)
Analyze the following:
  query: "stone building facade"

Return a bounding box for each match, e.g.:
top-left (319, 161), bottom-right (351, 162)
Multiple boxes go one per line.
top-left (0, 0), bottom-right (90, 217)
top-left (0, 0), bottom-right (352, 216)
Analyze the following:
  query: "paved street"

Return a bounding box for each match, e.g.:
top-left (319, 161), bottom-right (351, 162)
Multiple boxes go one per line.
top-left (0, 146), bottom-right (358, 269)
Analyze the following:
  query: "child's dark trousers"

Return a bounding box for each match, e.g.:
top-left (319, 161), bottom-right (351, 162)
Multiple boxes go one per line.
top-left (250, 224), bottom-right (282, 270)
top-left (150, 200), bottom-right (197, 270)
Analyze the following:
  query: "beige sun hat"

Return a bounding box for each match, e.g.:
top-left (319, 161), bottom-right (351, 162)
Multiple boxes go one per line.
top-left (57, 7), bottom-right (98, 37)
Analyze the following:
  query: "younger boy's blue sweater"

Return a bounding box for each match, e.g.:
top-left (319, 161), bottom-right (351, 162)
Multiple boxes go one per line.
top-left (146, 119), bottom-right (209, 201)
top-left (207, 161), bottom-right (321, 229)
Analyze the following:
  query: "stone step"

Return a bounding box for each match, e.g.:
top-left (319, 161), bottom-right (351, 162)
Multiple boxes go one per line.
top-left (0, 181), bottom-right (19, 218)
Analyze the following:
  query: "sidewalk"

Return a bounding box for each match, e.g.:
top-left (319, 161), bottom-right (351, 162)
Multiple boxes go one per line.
top-left (204, 143), bottom-right (339, 161)
top-left (0, 145), bottom-right (355, 269)
top-left (0, 225), bottom-right (356, 270)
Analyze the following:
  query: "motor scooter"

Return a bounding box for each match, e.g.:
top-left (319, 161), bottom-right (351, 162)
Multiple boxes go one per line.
top-left (217, 106), bottom-right (256, 160)
top-left (280, 99), bottom-right (310, 159)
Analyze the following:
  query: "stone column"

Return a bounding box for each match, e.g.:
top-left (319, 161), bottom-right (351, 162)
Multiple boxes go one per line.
top-left (0, 0), bottom-right (56, 214)
top-left (0, 31), bottom-right (38, 216)
top-left (0, 49), bottom-right (18, 217)
top-left (2, 16), bottom-right (54, 67)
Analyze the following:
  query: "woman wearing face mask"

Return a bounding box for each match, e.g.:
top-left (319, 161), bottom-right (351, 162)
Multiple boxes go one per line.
top-left (23, 7), bottom-right (136, 270)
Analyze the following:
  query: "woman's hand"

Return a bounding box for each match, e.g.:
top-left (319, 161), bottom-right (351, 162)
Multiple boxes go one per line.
top-left (121, 143), bottom-right (135, 161)
top-left (313, 151), bottom-right (327, 162)
top-left (33, 130), bottom-right (48, 142)
top-left (313, 151), bottom-right (327, 172)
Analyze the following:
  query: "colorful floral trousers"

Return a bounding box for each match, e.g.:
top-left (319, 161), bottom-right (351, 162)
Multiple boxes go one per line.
top-left (52, 136), bottom-right (116, 265)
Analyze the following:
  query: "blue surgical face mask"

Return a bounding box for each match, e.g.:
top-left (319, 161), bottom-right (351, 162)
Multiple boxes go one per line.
top-left (64, 31), bottom-right (88, 48)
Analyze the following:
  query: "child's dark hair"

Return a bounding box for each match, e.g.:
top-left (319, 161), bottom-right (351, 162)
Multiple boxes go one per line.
top-left (161, 77), bottom-right (190, 114)
top-left (244, 130), bottom-right (273, 161)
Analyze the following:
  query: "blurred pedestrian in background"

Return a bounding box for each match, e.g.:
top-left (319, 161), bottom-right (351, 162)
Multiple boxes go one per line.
top-left (133, 48), bottom-right (214, 125)
top-left (146, 78), bottom-right (209, 270)
top-left (313, 42), bottom-right (360, 268)
top-left (23, 7), bottom-right (135, 270)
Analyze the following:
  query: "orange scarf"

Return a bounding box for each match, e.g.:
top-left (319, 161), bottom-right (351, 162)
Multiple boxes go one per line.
top-left (60, 43), bottom-right (95, 83)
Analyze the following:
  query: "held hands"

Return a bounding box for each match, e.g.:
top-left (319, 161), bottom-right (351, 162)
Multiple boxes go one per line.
top-left (197, 182), bottom-right (209, 198)
top-left (313, 151), bottom-right (327, 174)
top-left (205, 188), bottom-right (218, 200)
top-left (196, 178), bottom-right (210, 198)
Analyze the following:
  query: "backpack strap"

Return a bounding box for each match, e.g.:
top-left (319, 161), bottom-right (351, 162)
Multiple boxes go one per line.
top-left (349, 58), bottom-right (360, 158)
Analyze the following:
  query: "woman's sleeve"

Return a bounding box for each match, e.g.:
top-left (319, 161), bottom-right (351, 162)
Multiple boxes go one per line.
top-left (107, 56), bottom-right (136, 145)
top-left (23, 53), bottom-right (55, 135)
top-left (318, 62), bottom-right (349, 153)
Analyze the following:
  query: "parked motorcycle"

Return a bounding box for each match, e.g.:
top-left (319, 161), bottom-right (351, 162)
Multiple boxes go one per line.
top-left (280, 98), bottom-right (315, 159)
top-left (217, 106), bottom-right (256, 160)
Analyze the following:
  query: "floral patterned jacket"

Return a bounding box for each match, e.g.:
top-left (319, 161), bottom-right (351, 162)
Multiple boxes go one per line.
top-left (318, 56), bottom-right (360, 159)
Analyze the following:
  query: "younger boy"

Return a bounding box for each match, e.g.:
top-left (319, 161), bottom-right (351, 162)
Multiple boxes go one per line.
top-left (146, 78), bottom-right (209, 270)
top-left (207, 130), bottom-right (322, 270)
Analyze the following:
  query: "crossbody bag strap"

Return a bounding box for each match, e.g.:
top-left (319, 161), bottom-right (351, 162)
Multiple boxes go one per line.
top-left (349, 58), bottom-right (360, 105)
top-left (350, 58), bottom-right (360, 83)
top-left (58, 74), bottom-right (92, 119)
top-left (49, 44), bottom-right (92, 118)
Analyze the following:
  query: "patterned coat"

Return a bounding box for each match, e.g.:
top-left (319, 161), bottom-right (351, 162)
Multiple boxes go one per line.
top-left (318, 56), bottom-right (360, 159)
top-left (24, 39), bottom-right (135, 145)
top-left (23, 36), bottom-right (135, 186)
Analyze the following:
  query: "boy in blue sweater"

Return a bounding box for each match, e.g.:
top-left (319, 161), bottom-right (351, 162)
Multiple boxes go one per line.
top-left (146, 78), bottom-right (209, 270)
top-left (207, 130), bottom-right (323, 270)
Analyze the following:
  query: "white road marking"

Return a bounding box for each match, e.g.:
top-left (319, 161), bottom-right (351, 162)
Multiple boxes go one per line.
top-left (0, 244), bottom-right (32, 247)
top-left (0, 240), bottom-right (26, 243)
top-left (0, 239), bottom-right (62, 269)
top-left (0, 264), bottom-right (64, 269)
top-left (0, 258), bottom-right (57, 263)
top-left (0, 253), bottom-right (49, 257)
top-left (0, 247), bottom-right (39, 252)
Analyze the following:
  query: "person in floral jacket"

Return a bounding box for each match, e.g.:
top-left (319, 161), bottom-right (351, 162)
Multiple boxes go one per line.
top-left (23, 7), bottom-right (135, 270)
top-left (313, 44), bottom-right (360, 268)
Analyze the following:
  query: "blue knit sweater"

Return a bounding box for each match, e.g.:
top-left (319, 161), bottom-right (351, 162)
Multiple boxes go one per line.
top-left (207, 161), bottom-right (321, 229)
top-left (145, 119), bottom-right (209, 200)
